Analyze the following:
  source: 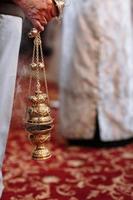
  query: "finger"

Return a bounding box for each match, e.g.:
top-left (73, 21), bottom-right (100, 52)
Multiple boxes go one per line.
top-left (50, 2), bottom-right (58, 17)
top-left (47, 0), bottom-right (57, 17)
top-left (32, 19), bottom-right (44, 32)
top-left (40, 17), bottom-right (48, 26)
top-left (43, 11), bottom-right (51, 22)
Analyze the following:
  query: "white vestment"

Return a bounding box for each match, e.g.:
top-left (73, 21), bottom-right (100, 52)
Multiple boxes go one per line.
top-left (59, 0), bottom-right (133, 141)
top-left (0, 15), bottom-right (22, 197)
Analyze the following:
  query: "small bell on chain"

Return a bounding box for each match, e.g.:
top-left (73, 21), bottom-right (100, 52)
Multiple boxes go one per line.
top-left (25, 28), bottom-right (54, 160)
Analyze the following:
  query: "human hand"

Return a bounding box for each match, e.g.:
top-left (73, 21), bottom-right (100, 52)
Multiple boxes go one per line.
top-left (14, 0), bottom-right (58, 31)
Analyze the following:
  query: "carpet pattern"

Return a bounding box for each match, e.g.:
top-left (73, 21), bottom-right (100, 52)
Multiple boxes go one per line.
top-left (2, 128), bottom-right (133, 200)
top-left (1, 84), bottom-right (133, 200)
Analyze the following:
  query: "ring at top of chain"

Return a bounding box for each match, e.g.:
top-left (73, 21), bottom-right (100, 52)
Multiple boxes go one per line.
top-left (28, 28), bottom-right (39, 38)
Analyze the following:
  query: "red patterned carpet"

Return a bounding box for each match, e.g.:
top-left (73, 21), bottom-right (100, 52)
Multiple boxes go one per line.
top-left (1, 83), bottom-right (133, 200)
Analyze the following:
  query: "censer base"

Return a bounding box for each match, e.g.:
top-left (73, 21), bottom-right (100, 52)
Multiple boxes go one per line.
top-left (32, 146), bottom-right (51, 160)
top-left (26, 123), bottom-right (53, 160)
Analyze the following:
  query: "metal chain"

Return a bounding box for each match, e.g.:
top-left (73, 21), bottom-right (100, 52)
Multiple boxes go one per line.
top-left (39, 40), bottom-right (50, 104)
top-left (28, 40), bottom-right (36, 97)
top-left (32, 40), bottom-right (36, 64)
top-left (35, 34), bottom-right (41, 93)
top-left (29, 31), bottom-right (50, 103)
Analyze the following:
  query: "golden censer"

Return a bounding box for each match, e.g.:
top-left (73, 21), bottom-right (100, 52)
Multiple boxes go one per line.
top-left (25, 28), bottom-right (54, 160)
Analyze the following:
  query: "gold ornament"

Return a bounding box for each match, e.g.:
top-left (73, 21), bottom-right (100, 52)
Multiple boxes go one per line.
top-left (25, 28), bottom-right (54, 160)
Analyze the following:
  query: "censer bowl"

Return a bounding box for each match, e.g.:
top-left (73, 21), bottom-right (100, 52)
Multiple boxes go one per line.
top-left (26, 123), bottom-right (54, 160)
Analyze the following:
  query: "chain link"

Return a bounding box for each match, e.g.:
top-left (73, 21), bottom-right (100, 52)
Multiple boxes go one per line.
top-left (30, 32), bottom-right (50, 103)
top-left (39, 38), bottom-right (50, 104)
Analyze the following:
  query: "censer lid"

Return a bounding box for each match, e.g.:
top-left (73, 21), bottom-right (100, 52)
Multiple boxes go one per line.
top-left (29, 92), bottom-right (48, 104)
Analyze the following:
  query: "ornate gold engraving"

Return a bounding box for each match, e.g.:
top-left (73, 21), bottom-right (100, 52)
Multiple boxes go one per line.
top-left (25, 28), bottom-right (54, 160)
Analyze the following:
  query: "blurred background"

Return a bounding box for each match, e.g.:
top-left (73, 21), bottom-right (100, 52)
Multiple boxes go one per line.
top-left (2, 1), bottom-right (133, 199)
